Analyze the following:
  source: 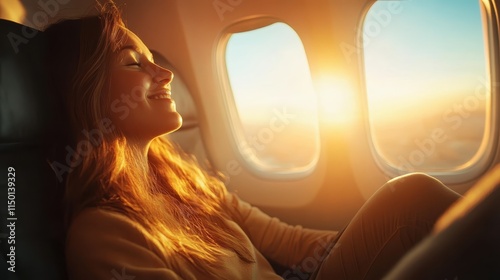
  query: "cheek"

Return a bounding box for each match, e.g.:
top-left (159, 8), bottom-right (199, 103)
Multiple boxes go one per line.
top-left (108, 70), bottom-right (151, 99)
top-left (108, 72), bottom-right (151, 103)
top-left (128, 85), bottom-right (148, 103)
top-left (106, 74), bottom-right (151, 123)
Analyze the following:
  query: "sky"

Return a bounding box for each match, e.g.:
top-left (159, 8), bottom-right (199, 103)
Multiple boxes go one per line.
top-left (363, 0), bottom-right (488, 122)
top-left (225, 0), bottom-right (488, 125)
top-left (225, 22), bottom-right (318, 125)
top-left (223, 0), bottom-right (489, 170)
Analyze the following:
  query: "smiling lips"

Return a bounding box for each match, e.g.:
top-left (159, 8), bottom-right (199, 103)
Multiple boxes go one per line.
top-left (148, 90), bottom-right (172, 100)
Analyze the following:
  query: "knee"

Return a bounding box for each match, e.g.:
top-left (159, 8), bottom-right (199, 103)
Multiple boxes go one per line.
top-left (385, 173), bottom-right (458, 205)
top-left (388, 173), bottom-right (444, 192)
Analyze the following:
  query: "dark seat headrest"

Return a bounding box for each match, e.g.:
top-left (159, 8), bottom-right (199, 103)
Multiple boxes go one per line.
top-left (0, 19), bottom-right (58, 148)
top-left (0, 19), bottom-right (67, 279)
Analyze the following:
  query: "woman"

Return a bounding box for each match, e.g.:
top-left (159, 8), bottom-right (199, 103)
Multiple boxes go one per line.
top-left (45, 2), bottom-right (460, 279)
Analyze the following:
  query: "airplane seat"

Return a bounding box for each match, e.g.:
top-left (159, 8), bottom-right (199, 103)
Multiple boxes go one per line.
top-left (384, 165), bottom-right (500, 280)
top-left (150, 51), bottom-right (211, 168)
top-left (0, 19), bottom-right (67, 279)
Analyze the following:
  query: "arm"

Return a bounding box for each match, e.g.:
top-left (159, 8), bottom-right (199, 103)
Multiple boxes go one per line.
top-left (225, 193), bottom-right (338, 270)
top-left (65, 208), bottom-right (184, 280)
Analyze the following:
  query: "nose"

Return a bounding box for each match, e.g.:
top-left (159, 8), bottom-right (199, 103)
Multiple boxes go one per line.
top-left (153, 64), bottom-right (174, 85)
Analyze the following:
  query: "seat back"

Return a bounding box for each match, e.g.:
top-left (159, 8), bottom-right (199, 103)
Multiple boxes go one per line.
top-left (0, 19), bottom-right (66, 280)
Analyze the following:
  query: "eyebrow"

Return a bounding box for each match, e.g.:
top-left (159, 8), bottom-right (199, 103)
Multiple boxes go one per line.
top-left (119, 45), bottom-right (154, 62)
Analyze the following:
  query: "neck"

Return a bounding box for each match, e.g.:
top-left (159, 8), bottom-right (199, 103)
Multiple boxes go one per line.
top-left (126, 137), bottom-right (152, 173)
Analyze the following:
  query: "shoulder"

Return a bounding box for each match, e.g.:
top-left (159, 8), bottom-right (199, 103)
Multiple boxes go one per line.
top-left (66, 208), bottom-right (155, 256)
top-left (65, 208), bottom-right (178, 279)
top-left (68, 208), bottom-right (146, 240)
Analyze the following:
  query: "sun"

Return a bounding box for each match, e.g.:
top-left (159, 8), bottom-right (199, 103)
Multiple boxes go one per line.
top-left (314, 75), bottom-right (357, 126)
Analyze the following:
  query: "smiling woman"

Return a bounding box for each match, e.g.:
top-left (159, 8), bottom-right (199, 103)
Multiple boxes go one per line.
top-left (36, 1), bottom-right (466, 280)
top-left (107, 30), bottom-right (181, 142)
top-left (44, 3), bottom-right (267, 278)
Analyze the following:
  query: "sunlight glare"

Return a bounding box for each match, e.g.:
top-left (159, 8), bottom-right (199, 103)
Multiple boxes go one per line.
top-left (315, 76), bottom-right (356, 125)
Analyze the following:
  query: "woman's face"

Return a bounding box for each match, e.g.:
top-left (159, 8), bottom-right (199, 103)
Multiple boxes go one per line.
top-left (107, 28), bottom-right (182, 142)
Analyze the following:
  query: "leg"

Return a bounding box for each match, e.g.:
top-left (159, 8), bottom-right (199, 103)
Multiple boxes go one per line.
top-left (312, 173), bottom-right (460, 280)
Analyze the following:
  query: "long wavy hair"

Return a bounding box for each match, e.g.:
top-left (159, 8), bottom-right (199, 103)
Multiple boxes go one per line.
top-left (45, 1), bottom-right (253, 275)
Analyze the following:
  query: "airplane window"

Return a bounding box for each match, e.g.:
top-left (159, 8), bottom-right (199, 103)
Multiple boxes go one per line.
top-left (224, 22), bottom-right (319, 174)
top-left (363, 0), bottom-right (492, 173)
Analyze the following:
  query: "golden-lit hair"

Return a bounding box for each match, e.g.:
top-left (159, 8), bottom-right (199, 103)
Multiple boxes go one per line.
top-left (45, 1), bottom-right (253, 275)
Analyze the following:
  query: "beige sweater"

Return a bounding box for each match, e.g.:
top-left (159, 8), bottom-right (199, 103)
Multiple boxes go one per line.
top-left (66, 193), bottom-right (337, 279)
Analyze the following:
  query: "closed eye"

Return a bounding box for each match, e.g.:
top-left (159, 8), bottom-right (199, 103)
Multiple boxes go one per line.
top-left (126, 62), bottom-right (141, 67)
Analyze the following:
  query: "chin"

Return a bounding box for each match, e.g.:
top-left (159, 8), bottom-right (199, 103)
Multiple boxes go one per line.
top-left (164, 113), bottom-right (183, 134)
